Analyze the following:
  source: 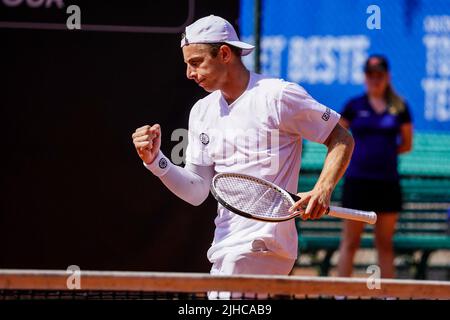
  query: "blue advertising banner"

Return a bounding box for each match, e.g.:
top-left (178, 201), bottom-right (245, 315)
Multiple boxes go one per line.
top-left (240, 0), bottom-right (450, 132)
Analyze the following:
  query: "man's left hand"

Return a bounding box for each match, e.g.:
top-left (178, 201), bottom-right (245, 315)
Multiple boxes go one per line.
top-left (288, 186), bottom-right (332, 220)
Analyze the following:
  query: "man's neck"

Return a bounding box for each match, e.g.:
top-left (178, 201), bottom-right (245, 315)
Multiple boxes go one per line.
top-left (221, 66), bottom-right (250, 105)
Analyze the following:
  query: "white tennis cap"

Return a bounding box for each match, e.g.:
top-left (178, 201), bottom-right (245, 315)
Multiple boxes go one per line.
top-left (180, 15), bottom-right (254, 56)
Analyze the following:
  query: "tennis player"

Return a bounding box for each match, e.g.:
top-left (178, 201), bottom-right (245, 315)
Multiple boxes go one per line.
top-left (132, 16), bottom-right (354, 283)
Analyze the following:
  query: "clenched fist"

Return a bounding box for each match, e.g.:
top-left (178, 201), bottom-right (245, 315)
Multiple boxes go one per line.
top-left (132, 124), bottom-right (161, 165)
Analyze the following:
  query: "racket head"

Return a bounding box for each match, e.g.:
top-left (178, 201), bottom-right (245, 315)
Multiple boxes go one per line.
top-left (210, 173), bottom-right (298, 222)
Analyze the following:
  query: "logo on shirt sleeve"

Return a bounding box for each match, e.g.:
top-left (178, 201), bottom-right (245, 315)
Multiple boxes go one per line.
top-left (158, 158), bottom-right (168, 169)
top-left (322, 107), bottom-right (331, 121)
top-left (199, 133), bottom-right (210, 145)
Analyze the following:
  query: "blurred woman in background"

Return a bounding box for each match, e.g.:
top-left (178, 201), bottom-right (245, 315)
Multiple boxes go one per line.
top-left (337, 55), bottom-right (413, 278)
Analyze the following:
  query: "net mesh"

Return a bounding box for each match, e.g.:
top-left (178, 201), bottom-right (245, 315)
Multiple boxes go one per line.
top-left (1, 270), bottom-right (449, 300)
top-left (212, 174), bottom-right (293, 219)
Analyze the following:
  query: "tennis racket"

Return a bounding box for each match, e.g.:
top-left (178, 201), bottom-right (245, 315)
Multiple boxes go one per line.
top-left (210, 173), bottom-right (377, 224)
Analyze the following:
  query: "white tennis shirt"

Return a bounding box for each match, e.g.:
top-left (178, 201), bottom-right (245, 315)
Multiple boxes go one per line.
top-left (186, 72), bottom-right (340, 262)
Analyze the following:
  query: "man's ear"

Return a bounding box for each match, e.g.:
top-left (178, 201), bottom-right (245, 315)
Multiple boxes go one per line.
top-left (220, 45), bottom-right (233, 63)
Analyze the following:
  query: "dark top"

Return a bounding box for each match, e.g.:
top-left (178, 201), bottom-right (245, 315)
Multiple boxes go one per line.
top-left (341, 94), bottom-right (412, 181)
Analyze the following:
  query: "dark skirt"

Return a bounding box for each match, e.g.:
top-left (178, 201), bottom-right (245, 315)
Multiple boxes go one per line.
top-left (341, 178), bottom-right (402, 213)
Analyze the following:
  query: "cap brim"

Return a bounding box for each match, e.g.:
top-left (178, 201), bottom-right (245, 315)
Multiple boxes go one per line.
top-left (224, 40), bottom-right (255, 56)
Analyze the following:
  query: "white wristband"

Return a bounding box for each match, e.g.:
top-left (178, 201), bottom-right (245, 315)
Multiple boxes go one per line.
top-left (143, 151), bottom-right (171, 177)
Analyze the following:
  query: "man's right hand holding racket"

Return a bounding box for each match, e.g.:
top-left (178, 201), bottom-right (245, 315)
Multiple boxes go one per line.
top-left (132, 124), bottom-right (161, 164)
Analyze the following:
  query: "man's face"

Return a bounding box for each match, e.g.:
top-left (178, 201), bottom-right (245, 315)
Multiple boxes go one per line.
top-left (182, 44), bottom-right (227, 92)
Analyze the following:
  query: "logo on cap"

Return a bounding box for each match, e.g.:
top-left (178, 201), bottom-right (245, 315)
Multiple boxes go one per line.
top-left (181, 32), bottom-right (189, 45)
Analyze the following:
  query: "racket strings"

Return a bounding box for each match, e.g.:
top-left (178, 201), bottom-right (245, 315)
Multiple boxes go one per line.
top-left (213, 175), bottom-right (292, 218)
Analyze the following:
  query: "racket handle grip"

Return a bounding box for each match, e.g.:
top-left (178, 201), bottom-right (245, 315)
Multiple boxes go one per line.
top-left (328, 206), bottom-right (377, 224)
top-left (289, 192), bottom-right (377, 224)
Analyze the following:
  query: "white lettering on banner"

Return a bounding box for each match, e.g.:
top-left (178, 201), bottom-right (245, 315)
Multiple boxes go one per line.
top-left (242, 35), bottom-right (369, 85)
top-left (2, 0), bottom-right (64, 8)
top-left (422, 16), bottom-right (450, 122)
top-left (421, 79), bottom-right (450, 121)
top-left (261, 36), bottom-right (286, 78)
top-left (242, 36), bottom-right (286, 78)
top-left (424, 15), bottom-right (450, 33)
top-left (288, 35), bottom-right (369, 85)
top-left (423, 35), bottom-right (450, 78)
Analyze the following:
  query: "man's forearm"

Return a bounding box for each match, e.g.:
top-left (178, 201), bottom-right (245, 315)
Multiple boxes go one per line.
top-left (315, 124), bottom-right (354, 192)
top-left (144, 152), bottom-right (215, 206)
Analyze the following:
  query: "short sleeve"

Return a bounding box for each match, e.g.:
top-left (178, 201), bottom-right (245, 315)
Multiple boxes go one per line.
top-left (398, 102), bottom-right (412, 124)
top-left (185, 102), bottom-right (214, 166)
top-left (341, 100), bottom-right (356, 122)
top-left (278, 83), bottom-right (341, 144)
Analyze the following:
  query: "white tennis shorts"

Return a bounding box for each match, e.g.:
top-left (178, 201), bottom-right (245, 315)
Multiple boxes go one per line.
top-left (208, 240), bottom-right (296, 299)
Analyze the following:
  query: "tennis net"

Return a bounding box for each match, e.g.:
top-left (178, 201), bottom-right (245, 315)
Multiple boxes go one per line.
top-left (0, 269), bottom-right (449, 300)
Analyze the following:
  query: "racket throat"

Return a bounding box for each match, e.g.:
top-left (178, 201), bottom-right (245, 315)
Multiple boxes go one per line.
top-left (288, 192), bottom-right (301, 202)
